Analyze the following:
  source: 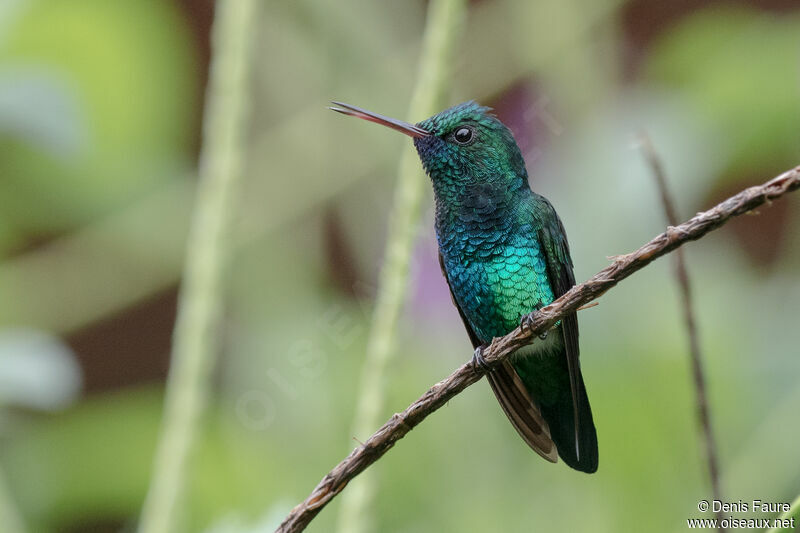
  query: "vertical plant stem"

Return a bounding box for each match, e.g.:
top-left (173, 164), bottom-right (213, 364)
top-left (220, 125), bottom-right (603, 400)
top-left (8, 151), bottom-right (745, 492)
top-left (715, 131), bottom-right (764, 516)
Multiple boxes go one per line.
top-left (335, 1), bottom-right (466, 532)
top-left (638, 133), bottom-right (724, 530)
top-left (137, 1), bottom-right (256, 532)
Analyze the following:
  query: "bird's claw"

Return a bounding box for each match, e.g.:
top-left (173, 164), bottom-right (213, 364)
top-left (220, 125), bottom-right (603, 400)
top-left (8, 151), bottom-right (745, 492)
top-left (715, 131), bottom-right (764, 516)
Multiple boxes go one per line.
top-left (519, 312), bottom-right (548, 340)
top-left (471, 345), bottom-right (492, 373)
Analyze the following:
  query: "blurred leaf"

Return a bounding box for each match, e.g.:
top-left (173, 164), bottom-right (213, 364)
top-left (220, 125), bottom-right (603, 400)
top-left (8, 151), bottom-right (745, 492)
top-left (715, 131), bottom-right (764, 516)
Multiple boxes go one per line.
top-left (0, 175), bottom-right (193, 333)
top-left (0, 0), bottom-right (198, 233)
top-left (0, 387), bottom-right (282, 532)
top-left (0, 328), bottom-right (81, 411)
top-left (1, 387), bottom-right (163, 531)
top-left (0, 69), bottom-right (87, 156)
top-left (646, 7), bottom-right (800, 178)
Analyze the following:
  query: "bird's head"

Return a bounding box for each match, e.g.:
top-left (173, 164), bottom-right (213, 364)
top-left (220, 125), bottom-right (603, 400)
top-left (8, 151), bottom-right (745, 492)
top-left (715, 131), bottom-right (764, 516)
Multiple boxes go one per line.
top-left (330, 101), bottom-right (529, 197)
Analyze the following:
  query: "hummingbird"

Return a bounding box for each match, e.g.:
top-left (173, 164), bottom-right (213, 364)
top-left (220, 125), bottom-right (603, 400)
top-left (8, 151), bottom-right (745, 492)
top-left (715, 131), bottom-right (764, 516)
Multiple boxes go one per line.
top-left (330, 100), bottom-right (598, 473)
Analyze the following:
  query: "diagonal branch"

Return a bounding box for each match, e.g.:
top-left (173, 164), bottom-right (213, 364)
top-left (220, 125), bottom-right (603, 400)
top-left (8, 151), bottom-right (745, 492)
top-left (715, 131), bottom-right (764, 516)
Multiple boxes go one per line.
top-left (276, 166), bottom-right (800, 533)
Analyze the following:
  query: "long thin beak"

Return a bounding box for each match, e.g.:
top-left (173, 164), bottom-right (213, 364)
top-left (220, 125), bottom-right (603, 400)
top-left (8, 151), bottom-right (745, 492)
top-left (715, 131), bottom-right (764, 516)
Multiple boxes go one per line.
top-left (329, 101), bottom-right (429, 138)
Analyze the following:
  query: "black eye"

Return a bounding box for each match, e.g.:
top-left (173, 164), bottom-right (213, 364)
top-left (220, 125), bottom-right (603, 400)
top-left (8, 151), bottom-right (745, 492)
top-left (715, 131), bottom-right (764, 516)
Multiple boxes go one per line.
top-left (454, 127), bottom-right (473, 144)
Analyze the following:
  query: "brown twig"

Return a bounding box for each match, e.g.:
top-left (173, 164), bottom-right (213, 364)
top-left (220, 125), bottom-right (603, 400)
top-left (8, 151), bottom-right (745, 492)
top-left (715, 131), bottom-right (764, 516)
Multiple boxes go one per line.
top-left (638, 133), bottom-right (724, 531)
top-left (276, 166), bottom-right (800, 533)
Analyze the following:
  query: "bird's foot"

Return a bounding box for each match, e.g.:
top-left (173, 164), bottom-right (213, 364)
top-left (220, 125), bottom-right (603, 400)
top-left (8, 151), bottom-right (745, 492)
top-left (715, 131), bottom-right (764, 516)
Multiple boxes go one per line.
top-left (519, 312), bottom-right (534, 332)
top-left (519, 312), bottom-right (549, 340)
top-left (471, 345), bottom-right (492, 373)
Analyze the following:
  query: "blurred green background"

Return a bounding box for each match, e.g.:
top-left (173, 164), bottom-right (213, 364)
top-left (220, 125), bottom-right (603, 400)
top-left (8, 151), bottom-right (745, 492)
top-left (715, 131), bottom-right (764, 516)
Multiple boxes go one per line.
top-left (1, 0), bottom-right (799, 532)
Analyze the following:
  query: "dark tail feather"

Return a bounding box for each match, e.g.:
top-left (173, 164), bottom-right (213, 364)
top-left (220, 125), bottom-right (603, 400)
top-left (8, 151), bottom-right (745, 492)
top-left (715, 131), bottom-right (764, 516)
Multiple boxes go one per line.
top-left (486, 361), bottom-right (558, 463)
top-left (540, 369), bottom-right (598, 473)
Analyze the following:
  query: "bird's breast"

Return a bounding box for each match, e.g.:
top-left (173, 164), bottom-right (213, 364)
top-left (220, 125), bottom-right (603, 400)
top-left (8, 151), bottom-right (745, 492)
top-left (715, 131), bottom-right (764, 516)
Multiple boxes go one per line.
top-left (441, 234), bottom-right (555, 342)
